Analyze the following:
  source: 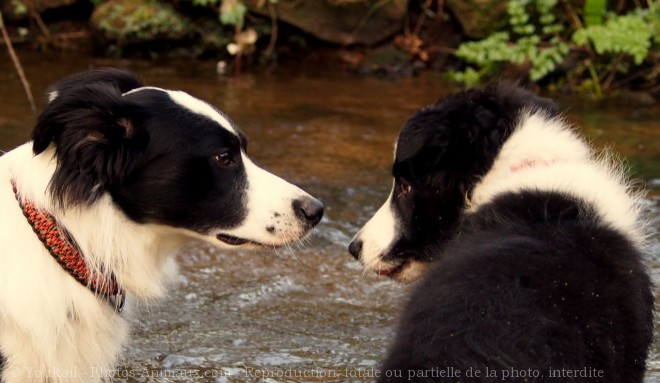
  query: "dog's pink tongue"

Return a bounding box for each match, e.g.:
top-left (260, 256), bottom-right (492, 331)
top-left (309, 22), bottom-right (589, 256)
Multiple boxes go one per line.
top-left (377, 268), bottom-right (394, 276)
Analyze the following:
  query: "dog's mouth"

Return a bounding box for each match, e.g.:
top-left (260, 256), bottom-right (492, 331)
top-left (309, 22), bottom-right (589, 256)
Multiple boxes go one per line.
top-left (216, 233), bottom-right (284, 249)
top-left (216, 233), bottom-right (251, 246)
top-left (377, 260), bottom-right (409, 278)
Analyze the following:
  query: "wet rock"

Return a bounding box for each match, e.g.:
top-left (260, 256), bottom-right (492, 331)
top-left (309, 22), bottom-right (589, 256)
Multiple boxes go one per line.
top-left (612, 90), bottom-right (657, 106)
top-left (355, 44), bottom-right (424, 77)
top-left (90, 0), bottom-right (196, 56)
top-left (161, 354), bottom-right (207, 368)
top-left (242, 0), bottom-right (406, 46)
top-left (445, 0), bottom-right (507, 38)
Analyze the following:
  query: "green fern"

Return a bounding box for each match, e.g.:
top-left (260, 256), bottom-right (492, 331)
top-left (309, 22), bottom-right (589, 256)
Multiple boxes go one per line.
top-left (449, 0), bottom-right (656, 93)
top-left (573, 14), bottom-right (652, 65)
top-left (449, 0), bottom-right (569, 85)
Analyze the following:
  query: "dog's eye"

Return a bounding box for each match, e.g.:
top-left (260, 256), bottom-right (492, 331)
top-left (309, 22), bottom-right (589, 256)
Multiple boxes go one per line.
top-left (398, 180), bottom-right (412, 196)
top-left (213, 152), bottom-right (234, 166)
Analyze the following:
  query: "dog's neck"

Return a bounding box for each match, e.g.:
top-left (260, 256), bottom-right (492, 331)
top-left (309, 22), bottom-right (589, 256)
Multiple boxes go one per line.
top-left (470, 112), bottom-right (645, 246)
top-left (12, 144), bottom-right (185, 300)
top-left (12, 180), bottom-right (126, 310)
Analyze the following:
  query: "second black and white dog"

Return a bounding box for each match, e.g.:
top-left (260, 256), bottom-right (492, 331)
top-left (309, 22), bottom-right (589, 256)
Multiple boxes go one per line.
top-left (0, 69), bottom-right (323, 382)
top-left (349, 84), bottom-right (653, 382)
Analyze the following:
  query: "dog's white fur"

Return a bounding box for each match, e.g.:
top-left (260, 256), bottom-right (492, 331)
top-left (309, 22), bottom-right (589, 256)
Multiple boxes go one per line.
top-left (353, 111), bottom-right (645, 283)
top-left (0, 144), bottom-right (154, 382)
top-left (0, 87), bottom-right (318, 382)
top-left (470, 112), bottom-right (644, 245)
top-left (356, 190), bottom-right (397, 269)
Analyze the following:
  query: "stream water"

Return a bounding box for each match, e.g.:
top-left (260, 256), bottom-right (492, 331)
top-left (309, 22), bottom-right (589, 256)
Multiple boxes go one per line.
top-left (0, 53), bottom-right (658, 382)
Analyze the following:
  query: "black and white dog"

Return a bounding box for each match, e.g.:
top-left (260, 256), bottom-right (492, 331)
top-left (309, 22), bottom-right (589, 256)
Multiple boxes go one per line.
top-left (349, 84), bottom-right (653, 382)
top-left (0, 69), bottom-right (323, 382)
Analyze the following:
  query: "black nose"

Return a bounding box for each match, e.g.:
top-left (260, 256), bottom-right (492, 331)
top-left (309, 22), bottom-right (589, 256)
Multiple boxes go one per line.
top-left (348, 239), bottom-right (362, 260)
top-left (292, 196), bottom-right (324, 227)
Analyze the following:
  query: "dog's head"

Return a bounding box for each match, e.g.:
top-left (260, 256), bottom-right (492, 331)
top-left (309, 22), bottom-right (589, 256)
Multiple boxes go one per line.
top-left (33, 68), bottom-right (323, 248)
top-left (349, 84), bottom-right (558, 283)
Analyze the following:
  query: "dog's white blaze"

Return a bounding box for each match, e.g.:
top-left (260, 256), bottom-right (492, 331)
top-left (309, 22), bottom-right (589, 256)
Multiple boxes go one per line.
top-left (48, 90), bottom-right (59, 103)
top-left (124, 87), bottom-right (238, 134)
top-left (218, 153), bottom-right (313, 245)
top-left (166, 91), bottom-right (238, 134)
top-left (352, 187), bottom-right (399, 269)
top-left (471, 111), bottom-right (644, 245)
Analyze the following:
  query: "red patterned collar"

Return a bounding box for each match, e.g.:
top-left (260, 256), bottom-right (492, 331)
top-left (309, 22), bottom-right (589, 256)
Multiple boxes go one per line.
top-left (12, 181), bottom-right (125, 312)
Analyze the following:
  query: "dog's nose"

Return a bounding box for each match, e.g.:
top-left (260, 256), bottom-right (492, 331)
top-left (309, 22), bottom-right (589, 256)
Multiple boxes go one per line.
top-left (348, 239), bottom-right (362, 260)
top-left (292, 196), bottom-right (324, 227)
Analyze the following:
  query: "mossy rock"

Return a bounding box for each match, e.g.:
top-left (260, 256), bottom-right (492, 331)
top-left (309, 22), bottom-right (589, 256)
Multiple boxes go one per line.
top-left (445, 0), bottom-right (507, 39)
top-left (243, 0), bottom-right (406, 46)
top-left (356, 45), bottom-right (420, 77)
top-left (91, 0), bottom-right (195, 54)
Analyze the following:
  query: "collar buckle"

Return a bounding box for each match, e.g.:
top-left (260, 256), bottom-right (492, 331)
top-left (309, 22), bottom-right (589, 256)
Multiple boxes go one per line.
top-left (108, 288), bottom-right (126, 313)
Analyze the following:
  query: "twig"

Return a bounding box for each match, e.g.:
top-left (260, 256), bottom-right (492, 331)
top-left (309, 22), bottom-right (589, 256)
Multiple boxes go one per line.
top-left (0, 30), bottom-right (87, 45)
top-left (0, 10), bottom-right (37, 113)
top-left (403, 2), bottom-right (411, 36)
top-left (437, 0), bottom-right (445, 17)
top-left (433, 45), bottom-right (456, 54)
top-left (412, 0), bottom-right (434, 37)
top-left (234, 25), bottom-right (242, 76)
top-left (562, 0), bottom-right (603, 96)
top-left (264, 1), bottom-right (277, 58)
top-left (611, 66), bottom-right (654, 89)
top-left (25, 0), bottom-right (51, 39)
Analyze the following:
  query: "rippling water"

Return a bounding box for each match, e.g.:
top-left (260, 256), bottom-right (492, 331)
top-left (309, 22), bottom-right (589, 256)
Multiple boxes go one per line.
top-left (0, 53), bottom-right (658, 382)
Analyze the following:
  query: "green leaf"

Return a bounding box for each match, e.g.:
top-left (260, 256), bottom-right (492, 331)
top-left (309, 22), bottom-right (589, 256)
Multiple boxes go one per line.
top-left (192, 0), bottom-right (219, 6)
top-left (572, 13), bottom-right (651, 64)
top-left (447, 67), bottom-right (483, 87)
top-left (220, 0), bottom-right (247, 29)
top-left (583, 0), bottom-right (606, 27)
top-left (11, 0), bottom-right (28, 16)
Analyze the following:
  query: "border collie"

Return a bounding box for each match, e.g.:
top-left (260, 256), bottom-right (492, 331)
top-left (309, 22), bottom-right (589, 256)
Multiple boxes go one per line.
top-left (0, 68), bottom-right (323, 382)
top-left (349, 84), bottom-right (653, 382)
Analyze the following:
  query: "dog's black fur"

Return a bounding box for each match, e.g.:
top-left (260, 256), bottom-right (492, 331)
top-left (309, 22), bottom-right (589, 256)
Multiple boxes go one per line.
top-left (379, 192), bottom-right (652, 382)
top-left (376, 85), bottom-right (653, 382)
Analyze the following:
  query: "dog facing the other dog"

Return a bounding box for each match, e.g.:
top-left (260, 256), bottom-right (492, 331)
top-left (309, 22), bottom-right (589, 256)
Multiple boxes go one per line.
top-left (349, 84), bottom-right (653, 382)
top-left (0, 68), bottom-right (323, 382)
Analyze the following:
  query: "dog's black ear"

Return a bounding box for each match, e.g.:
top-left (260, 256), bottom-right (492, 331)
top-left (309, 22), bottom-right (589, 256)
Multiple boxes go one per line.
top-left (33, 68), bottom-right (143, 154)
top-left (32, 78), bottom-right (148, 207)
top-left (43, 67), bottom-right (143, 105)
top-left (396, 85), bottom-right (536, 196)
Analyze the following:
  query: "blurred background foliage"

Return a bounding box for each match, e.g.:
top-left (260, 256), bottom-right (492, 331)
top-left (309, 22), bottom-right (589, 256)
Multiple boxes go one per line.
top-left (0, 0), bottom-right (658, 98)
